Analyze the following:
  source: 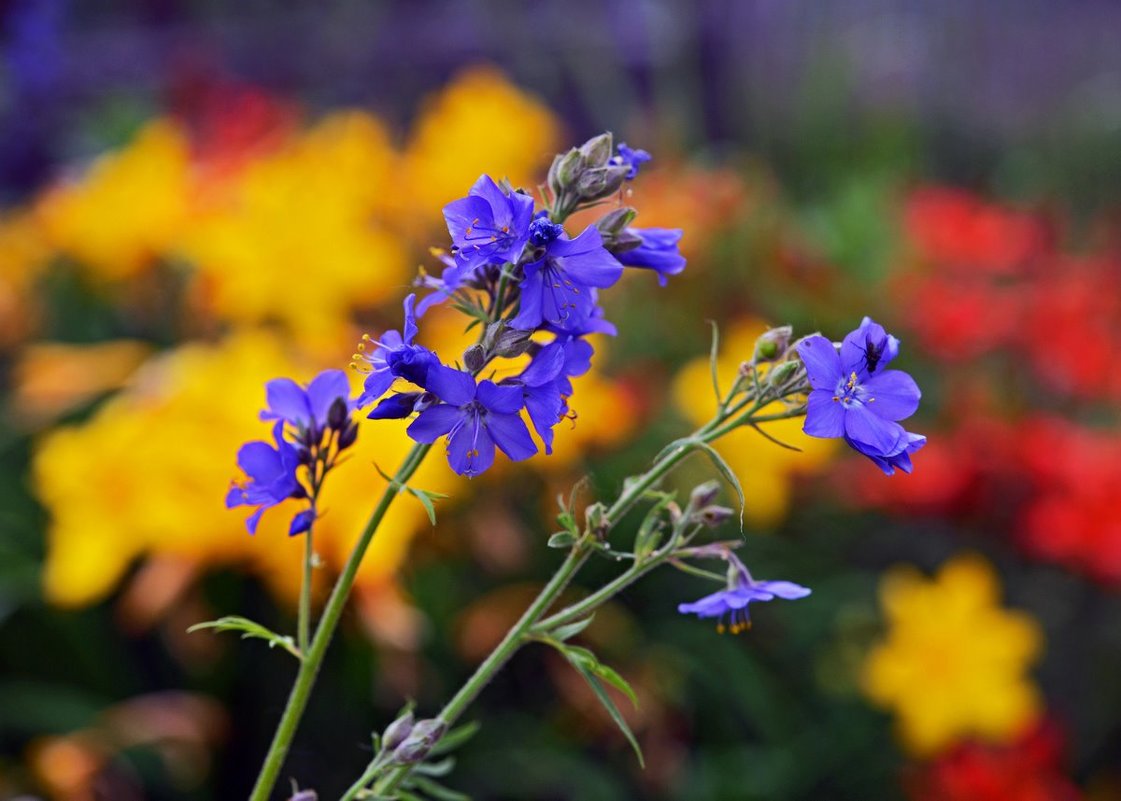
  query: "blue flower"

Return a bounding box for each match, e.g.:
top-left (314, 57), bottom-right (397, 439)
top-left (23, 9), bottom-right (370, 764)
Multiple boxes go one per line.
top-left (443, 175), bottom-right (534, 270)
top-left (511, 226), bottom-right (623, 333)
top-left (615, 227), bottom-right (686, 286)
top-left (225, 422), bottom-right (311, 535)
top-left (677, 554), bottom-right (811, 633)
top-left (353, 294), bottom-right (442, 407)
top-left (796, 317), bottom-right (924, 476)
top-left (406, 364), bottom-right (537, 476)
top-left (610, 143), bottom-right (652, 180)
top-left (261, 369), bottom-right (353, 434)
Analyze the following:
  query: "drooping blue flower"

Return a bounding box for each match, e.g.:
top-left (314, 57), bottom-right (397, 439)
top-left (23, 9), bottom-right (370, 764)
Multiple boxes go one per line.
top-left (511, 226), bottom-right (623, 333)
top-left (500, 336), bottom-right (596, 454)
top-left (796, 317), bottom-right (924, 476)
top-left (354, 294), bottom-right (442, 408)
top-left (225, 422), bottom-right (311, 535)
top-left (615, 227), bottom-right (686, 286)
top-left (443, 174), bottom-right (534, 270)
top-left (677, 553), bottom-right (811, 633)
top-left (609, 143), bottom-right (652, 180)
top-left (261, 369), bottom-right (354, 434)
top-left (406, 364), bottom-right (537, 477)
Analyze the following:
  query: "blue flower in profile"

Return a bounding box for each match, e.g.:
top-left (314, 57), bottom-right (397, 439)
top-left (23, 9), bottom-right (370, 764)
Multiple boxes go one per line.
top-left (796, 317), bottom-right (924, 476)
top-left (677, 553), bottom-right (811, 633)
top-left (610, 143), bottom-right (652, 180)
top-left (261, 369), bottom-right (353, 433)
top-left (406, 364), bottom-right (537, 477)
top-left (225, 423), bottom-right (311, 535)
top-left (353, 294), bottom-right (442, 407)
top-left (511, 226), bottom-right (623, 333)
top-left (443, 175), bottom-right (535, 269)
top-left (615, 227), bottom-right (686, 286)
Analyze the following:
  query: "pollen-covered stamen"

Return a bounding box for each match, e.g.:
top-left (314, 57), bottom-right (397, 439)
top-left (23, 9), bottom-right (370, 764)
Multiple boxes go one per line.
top-left (463, 217), bottom-right (515, 250)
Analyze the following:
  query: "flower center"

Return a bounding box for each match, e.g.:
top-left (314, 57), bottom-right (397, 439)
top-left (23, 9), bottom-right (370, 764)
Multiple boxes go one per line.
top-left (832, 371), bottom-right (871, 408)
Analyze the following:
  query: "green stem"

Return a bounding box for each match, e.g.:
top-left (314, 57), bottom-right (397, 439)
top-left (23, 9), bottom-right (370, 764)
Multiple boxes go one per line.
top-left (248, 442), bottom-right (432, 801)
top-left (297, 526), bottom-right (314, 655)
top-left (339, 753), bottom-right (387, 801)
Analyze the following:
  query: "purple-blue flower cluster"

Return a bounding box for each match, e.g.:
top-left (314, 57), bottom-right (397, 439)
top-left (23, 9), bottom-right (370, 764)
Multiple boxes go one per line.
top-left (796, 317), bottom-right (925, 475)
top-left (355, 135), bottom-right (686, 477)
top-left (226, 370), bottom-right (357, 535)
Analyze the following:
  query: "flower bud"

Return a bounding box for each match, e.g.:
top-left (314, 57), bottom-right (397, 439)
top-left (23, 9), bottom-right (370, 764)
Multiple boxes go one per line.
top-left (296, 447), bottom-right (312, 466)
top-left (578, 132), bottom-right (614, 168)
top-left (595, 206), bottom-right (637, 237)
top-left (576, 165), bottom-right (628, 202)
top-left (381, 710), bottom-right (415, 751)
top-left (689, 480), bottom-right (722, 510)
top-left (391, 718), bottom-right (447, 765)
top-left (337, 420), bottom-right (359, 451)
top-left (548, 148), bottom-right (585, 195)
top-left (698, 505), bottom-right (735, 528)
top-left (754, 326), bottom-right (793, 363)
top-left (288, 791), bottom-right (317, 801)
top-left (463, 344), bottom-right (486, 373)
top-left (494, 326), bottom-right (533, 358)
top-left (766, 359), bottom-right (804, 389)
top-left (327, 396), bottom-right (349, 431)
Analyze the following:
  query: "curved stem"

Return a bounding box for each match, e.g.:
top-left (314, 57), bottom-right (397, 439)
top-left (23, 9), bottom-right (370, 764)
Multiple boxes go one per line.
top-left (249, 442), bottom-right (432, 801)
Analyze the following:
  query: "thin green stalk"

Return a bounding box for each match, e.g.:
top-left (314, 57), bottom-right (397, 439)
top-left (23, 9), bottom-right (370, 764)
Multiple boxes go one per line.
top-left (297, 526), bottom-right (314, 655)
top-left (249, 442), bottom-right (431, 801)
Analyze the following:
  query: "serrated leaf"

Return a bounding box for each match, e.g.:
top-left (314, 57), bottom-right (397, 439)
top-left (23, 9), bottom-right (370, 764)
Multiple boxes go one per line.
top-left (407, 776), bottom-right (471, 801)
top-left (550, 615), bottom-right (596, 641)
top-left (696, 442), bottom-right (745, 534)
top-left (547, 531), bottom-right (577, 549)
top-left (428, 721), bottom-right (480, 757)
top-left (187, 616), bottom-right (300, 659)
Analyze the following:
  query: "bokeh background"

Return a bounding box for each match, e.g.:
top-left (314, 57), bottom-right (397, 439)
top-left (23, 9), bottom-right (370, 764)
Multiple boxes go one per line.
top-left (2, 2), bottom-right (1121, 799)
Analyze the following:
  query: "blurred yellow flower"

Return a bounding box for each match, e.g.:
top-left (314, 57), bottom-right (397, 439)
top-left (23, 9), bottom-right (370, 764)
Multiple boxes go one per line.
top-left (400, 65), bottom-right (561, 226)
top-left (672, 320), bottom-right (835, 527)
top-left (36, 119), bottom-right (193, 281)
top-left (33, 330), bottom-right (461, 609)
top-left (861, 554), bottom-right (1044, 756)
top-left (181, 111), bottom-right (408, 345)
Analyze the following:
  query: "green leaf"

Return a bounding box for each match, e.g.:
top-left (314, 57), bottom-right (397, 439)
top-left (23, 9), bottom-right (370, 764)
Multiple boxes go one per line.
top-left (568, 657), bottom-right (644, 767)
top-left (708, 319), bottom-right (722, 402)
top-left (428, 721), bottom-right (480, 757)
top-left (633, 494), bottom-right (674, 559)
top-left (406, 486), bottom-right (448, 526)
top-left (549, 615), bottom-right (596, 642)
top-left (561, 645), bottom-right (639, 709)
top-left (413, 757), bottom-right (455, 778)
top-left (187, 616), bottom-right (300, 659)
top-left (696, 442), bottom-right (746, 534)
top-left (547, 531), bottom-right (577, 549)
top-left (407, 776), bottom-right (471, 801)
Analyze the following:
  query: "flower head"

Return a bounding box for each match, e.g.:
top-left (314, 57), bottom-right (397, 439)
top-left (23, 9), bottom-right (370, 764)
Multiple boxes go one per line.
top-left (796, 317), bottom-right (924, 475)
top-left (225, 422), bottom-right (309, 535)
top-left (613, 227), bottom-right (686, 286)
top-left (404, 364), bottom-right (537, 476)
top-left (353, 294), bottom-right (443, 407)
top-left (261, 369), bottom-right (353, 433)
top-left (511, 226), bottom-right (623, 333)
top-left (443, 174), bottom-right (534, 270)
top-left (677, 551), bottom-right (811, 633)
top-left (610, 142), bottom-right (652, 180)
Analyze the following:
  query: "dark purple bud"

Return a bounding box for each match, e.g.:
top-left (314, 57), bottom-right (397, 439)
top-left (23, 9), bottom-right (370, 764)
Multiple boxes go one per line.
top-left (382, 710), bottom-right (415, 751)
top-left (528, 215), bottom-right (564, 247)
top-left (689, 480), bottom-right (722, 510)
top-left (698, 505), bottom-right (735, 529)
top-left (463, 344), bottom-right (486, 373)
top-left (391, 718), bottom-right (447, 765)
top-left (296, 447), bottom-right (312, 466)
top-left (338, 420), bottom-right (359, 450)
top-left (327, 397), bottom-right (349, 431)
top-left (288, 484), bottom-right (308, 500)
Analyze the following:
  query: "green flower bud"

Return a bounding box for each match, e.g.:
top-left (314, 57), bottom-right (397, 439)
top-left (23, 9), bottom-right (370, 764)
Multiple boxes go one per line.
top-left (578, 132), bottom-right (614, 168)
top-left (754, 326), bottom-right (793, 363)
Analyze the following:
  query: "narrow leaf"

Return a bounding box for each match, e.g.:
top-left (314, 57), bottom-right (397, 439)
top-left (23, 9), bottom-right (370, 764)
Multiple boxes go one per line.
top-left (413, 757), bottom-right (455, 778)
top-left (550, 616), bottom-right (596, 642)
top-left (571, 662), bottom-right (644, 767)
top-left (406, 486), bottom-right (445, 526)
top-left (408, 776), bottom-right (471, 801)
top-left (696, 443), bottom-right (746, 534)
top-left (708, 319), bottom-right (722, 402)
top-left (547, 531), bottom-right (577, 549)
top-left (429, 721), bottom-right (480, 757)
top-left (187, 616), bottom-right (300, 659)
